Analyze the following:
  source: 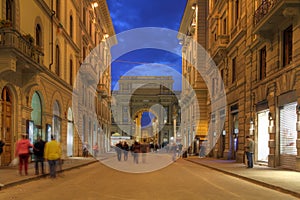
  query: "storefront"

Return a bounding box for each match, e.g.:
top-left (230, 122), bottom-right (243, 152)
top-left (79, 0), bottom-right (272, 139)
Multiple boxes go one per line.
top-left (257, 110), bottom-right (269, 162)
top-left (52, 101), bottom-right (61, 142)
top-left (67, 108), bottom-right (74, 156)
top-left (279, 102), bottom-right (297, 169)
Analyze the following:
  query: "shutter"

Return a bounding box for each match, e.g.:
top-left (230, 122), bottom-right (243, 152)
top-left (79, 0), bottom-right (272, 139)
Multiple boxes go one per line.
top-left (279, 102), bottom-right (297, 169)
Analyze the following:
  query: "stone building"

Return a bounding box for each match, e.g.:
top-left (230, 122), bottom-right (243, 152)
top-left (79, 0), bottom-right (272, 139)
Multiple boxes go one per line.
top-left (180, 0), bottom-right (300, 171)
top-left (111, 76), bottom-right (180, 147)
top-left (0, 0), bottom-right (115, 166)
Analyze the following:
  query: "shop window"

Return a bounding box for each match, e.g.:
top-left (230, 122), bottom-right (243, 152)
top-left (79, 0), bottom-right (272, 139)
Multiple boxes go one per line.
top-left (259, 46), bottom-right (266, 80)
top-left (283, 25), bottom-right (293, 66)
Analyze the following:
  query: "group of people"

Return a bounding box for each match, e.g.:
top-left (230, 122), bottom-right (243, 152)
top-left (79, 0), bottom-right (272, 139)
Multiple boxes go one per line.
top-left (114, 140), bottom-right (184, 163)
top-left (15, 133), bottom-right (62, 178)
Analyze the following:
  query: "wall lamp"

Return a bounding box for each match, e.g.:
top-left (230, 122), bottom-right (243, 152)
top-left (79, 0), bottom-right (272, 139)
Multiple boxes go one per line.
top-left (191, 4), bottom-right (196, 10)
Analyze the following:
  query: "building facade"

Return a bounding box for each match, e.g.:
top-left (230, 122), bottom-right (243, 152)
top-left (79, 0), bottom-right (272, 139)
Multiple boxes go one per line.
top-left (180, 0), bottom-right (300, 171)
top-left (111, 76), bottom-right (180, 147)
top-left (0, 0), bottom-right (115, 166)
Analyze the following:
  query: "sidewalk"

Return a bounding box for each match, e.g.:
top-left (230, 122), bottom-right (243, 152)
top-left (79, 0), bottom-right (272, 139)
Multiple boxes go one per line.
top-left (0, 157), bottom-right (97, 190)
top-left (186, 157), bottom-right (300, 198)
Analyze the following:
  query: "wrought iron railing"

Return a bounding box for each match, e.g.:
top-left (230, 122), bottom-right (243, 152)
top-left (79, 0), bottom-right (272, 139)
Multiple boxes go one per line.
top-left (254, 0), bottom-right (279, 25)
top-left (0, 27), bottom-right (44, 65)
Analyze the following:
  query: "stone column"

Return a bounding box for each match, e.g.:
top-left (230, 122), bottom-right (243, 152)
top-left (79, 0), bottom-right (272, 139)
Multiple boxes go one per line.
top-left (267, 83), bottom-right (276, 168)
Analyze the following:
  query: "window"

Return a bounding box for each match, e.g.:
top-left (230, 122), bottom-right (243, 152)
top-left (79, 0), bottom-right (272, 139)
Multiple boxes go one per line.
top-left (235, 0), bottom-right (239, 24)
top-left (6, 0), bottom-right (14, 22)
top-left (70, 59), bottom-right (73, 86)
top-left (232, 57), bottom-right (236, 83)
top-left (56, 0), bottom-right (60, 19)
top-left (283, 25), bottom-right (293, 66)
top-left (55, 45), bottom-right (60, 76)
top-left (35, 24), bottom-right (42, 47)
top-left (83, 8), bottom-right (86, 26)
top-left (220, 69), bottom-right (224, 89)
top-left (70, 15), bottom-right (73, 38)
top-left (223, 18), bottom-right (227, 34)
top-left (259, 46), bottom-right (266, 80)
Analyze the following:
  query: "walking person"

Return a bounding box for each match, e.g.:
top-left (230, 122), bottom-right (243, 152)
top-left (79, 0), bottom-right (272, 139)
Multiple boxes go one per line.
top-left (140, 139), bottom-right (149, 163)
top-left (93, 142), bottom-right (99, 157)
top-left (33, 135), bottom-right (45, 175)
top-left (115, 141), bottom-right (123, 161)
top-left (132, 141), bottom-right (140, 164)
top-left (245, 136), bottom-right (254, 168)
top-left (44, 135), bottom-right (61, 178)
top-left (122, 141), bottom-right (129, 161)
top-left (15, 133), bottom-right (33, 176)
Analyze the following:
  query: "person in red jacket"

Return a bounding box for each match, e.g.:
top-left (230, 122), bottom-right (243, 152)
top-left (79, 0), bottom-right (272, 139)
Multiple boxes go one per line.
top-left (15, 133), bottom-right (33, 175)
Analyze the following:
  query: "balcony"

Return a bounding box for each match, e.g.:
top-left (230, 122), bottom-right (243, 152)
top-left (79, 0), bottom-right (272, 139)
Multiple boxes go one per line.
top-left (254, 0), bottom-right (300, 39)
top-left (0, 27), bottom-right (44, 74)
top-left (79, 63), bottom-right (97, 85)
top-left (210, 35), bottom-right (229, 63)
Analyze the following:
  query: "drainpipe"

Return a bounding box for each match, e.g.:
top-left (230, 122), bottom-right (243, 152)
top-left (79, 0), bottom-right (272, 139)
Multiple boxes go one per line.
top-left (49, 0), bottom-right (55, 70)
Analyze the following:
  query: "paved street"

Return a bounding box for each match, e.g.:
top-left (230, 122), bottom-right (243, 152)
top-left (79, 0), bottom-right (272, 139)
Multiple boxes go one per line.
top-left (0, 158), bottom-right (298, 200)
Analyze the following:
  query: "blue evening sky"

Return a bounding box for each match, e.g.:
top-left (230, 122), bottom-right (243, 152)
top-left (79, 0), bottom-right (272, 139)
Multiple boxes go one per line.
top-left (107, 0), bottom-right (187, 91)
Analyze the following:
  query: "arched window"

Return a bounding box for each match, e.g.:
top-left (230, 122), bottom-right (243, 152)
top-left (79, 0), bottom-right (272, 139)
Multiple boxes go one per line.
top-left (55, 45), bottom-right (60, 76)
top-left (6, 0), bottom-right (14, 22)
top-left (70, 15), bottom-right (73, 38)
top-left (70, 59), bottom-right (73, 86)
top-left (56, 0), bottom-right (60, 19)
top-left (35, 24), bottom-right (42, 47)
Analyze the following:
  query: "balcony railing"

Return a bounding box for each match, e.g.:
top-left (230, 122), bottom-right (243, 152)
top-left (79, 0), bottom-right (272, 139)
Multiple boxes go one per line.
top-left (0, 27), bottom-right (44, 66)
top-left (255, 0), bottom-right (279, 25)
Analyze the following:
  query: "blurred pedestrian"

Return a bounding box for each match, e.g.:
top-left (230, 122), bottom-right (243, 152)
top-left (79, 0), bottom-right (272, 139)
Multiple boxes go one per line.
top-left (115, 141), bottom-right (123, 161)
top-left (93, 142), bottom-right (99, 157)
top-left (122, 141), bottom-right (129, 161)
top-left (83, 142), bottom-right (89, 157)
top-left (15, 133), bottom-right (33, 175)
top-left (245, 136), bottom-right (254, 168)
top-left (132, 141), bottom-right (140, 164)
top-left (140, 139), bottom-right (149, 163)
top-left (33, 135), bottom-right (45, 175)
top-left (44, 135), bottom-right (61, 178)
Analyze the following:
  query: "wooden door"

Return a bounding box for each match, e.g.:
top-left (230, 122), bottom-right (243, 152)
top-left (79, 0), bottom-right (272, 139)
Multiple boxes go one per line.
top-left (1, 87), bottom-right (12, 166)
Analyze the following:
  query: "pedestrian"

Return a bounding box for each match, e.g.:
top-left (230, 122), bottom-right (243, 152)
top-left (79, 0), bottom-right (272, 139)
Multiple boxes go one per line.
top-left (83, 142), bottom-right (89, 157)
top-left (245, 136), bottom-right (254, 168)
top-left (15, 133), bottom-right (33, 176)
top-left (93, 142), bottom-right (99, 157)
top-left (33, 135), bottom-right (45, 175)
top-left (115, 141), bottom-right (123, 161)
top-left (140, 139), bottom-right (149, 163)
top-left (177, 143), bottom-right (183, 157)
top-left (0, 139), bottom-right (5, 156)
top-left (122, 141), bottom-right (129, 161)
top-left (132, 141), bottom-right (140, 164)
top-left (44, 135), bottom-right (61, 178)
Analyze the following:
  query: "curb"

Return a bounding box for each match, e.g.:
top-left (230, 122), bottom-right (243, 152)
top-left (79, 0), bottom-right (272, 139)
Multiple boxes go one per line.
top-left (0, 159), bottom-right (98, 190)
top-left (185, 159), bottom-right (300, 199)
